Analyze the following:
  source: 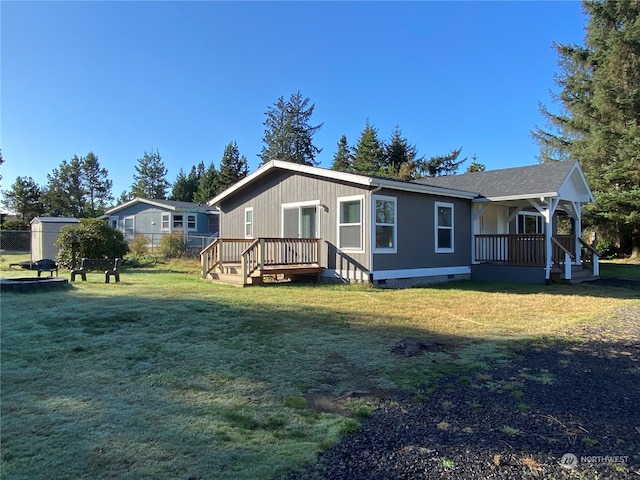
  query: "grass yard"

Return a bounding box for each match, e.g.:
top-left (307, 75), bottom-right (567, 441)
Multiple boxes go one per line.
top-left (1, 255), bottom-right (639, 479)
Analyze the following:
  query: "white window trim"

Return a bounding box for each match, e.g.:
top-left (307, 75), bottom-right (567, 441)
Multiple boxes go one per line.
top-left (186, 213), bottom-right (197, 232)
top-left (244, 207), bottom-right (254, 239)
top-left (337, 195), bottom-right (365, 253)
top-left (516, 211), bottom-right (544, 234)
top-left (435, 201), bottom-right (454, 253)
top-left (280, 200), bottom-right (320, 238)
top-left (123, 216), bottom-right (135, 236)
top-left (109, 216), bottom-right (119, 229)
top-left (372, 195), bottom-right (397, 254)
top-left (161, 213), bottom-right (170, 231)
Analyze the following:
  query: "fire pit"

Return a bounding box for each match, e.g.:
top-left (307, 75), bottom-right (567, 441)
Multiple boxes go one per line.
top-left (0, 277), bottom-right (69, 293)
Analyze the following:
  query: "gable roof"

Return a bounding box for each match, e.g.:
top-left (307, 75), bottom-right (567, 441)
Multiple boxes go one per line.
top-left (415, 160), bottom-right (594, 203)
top-left (105, 197), bottom-right (218, 215)
top-left (208, 160), bottom-right (477, 206)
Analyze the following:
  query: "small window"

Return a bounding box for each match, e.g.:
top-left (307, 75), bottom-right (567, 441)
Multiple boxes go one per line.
top-left (338, 196), bottom-right (364, 251)
top-left (435, 202), bottom-right (454, 253)
top-left (109, 216), bottom-right (118, 229)
top-left (173, 214), bottom-right (184, 229)
top-left (187, 214), bottom-right (196, 230)
top-left (244, 207), bottom-right (253, 238)
top-left (373, 195), bottom-right (396, 253)
top-left (124, 217), bottom-right (134, 236)
top-left (161, 213), bottom-right (170, 230)
top-left (517, 213), bottom-right (544, 234)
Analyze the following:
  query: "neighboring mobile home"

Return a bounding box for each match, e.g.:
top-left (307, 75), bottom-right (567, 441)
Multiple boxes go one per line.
top-left (105, 198), bottom-right (220, 251)
top-left (202, 160), bottom-right (597, 286)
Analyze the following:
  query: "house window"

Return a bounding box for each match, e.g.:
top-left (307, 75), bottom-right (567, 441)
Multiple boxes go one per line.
top-left (173, 214), bottom-right (184, 229)
top-left (161, 213), bottom-right (170, 231)
top-left (338, 195), bottom-right (364, 251)
top-left (435, 202), bottom-right (454, 253)
top-left (109, 216), bottom-right (118, 229)
top-left (187, 214), bottom-right (196, 231)
top-left (245, 207), bottom-right (253, 238)
top-left (373, 195), bottom-right (396, 253)
top-left (517, 212), bottom-right (544, 234)
top-left (124, 216), bottom-right (134, 236)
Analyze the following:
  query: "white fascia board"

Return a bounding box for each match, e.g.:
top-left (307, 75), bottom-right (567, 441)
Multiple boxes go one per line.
top-left (481, 192), bottom-right (559, 202)
top-left (207, 159), bottom-right (477, 206)
top-left (106, 197), bottom-right (177, 215)
top-left (558, 162), bottom-right (595, 203)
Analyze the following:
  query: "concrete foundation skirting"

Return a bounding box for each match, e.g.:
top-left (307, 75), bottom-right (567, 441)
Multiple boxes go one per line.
top-left (471, 264), bottom-right (546, 284)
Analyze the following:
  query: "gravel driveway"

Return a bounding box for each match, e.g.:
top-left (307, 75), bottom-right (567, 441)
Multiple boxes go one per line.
top-left (279, 301), bottom-right (640, 480)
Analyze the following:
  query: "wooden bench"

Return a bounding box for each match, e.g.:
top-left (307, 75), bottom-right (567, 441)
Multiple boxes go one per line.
top-left (70, 258), bottom-right (122, 283)
top-left (34, 259), bottom-right (59, 277)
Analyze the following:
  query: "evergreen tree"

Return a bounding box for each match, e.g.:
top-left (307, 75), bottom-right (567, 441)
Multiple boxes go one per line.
top-left (384, 126), bottom-right (421, 180)
top-left (259, 91), bottom-right (323, 166)
top-left (44, 156), bottom-right (86, 217)
top-left (352, 121), bottom-right (385, 176)
top-left (170, 165), bottom-right (202, 202)
top-left (532, 0), bottom-right (640, 256)
top-left (193, 162), bottom-right (219, 203)
top-left (331, 135), bottom-right (353, 172)
top-left (0, 149), bottom-right (4, 181)
top-left (131, 150), bottom-right (170, 199)
top-left (416, 148), bottom-right (466, 178)
top-left (218, 142), bottom-right (249, 192)
top-left (466, 154), bottom-right (486, 172)
top-left (82, 151), bottom-right (113, 216)
top-left (2, 176), bottom-right (44, 221)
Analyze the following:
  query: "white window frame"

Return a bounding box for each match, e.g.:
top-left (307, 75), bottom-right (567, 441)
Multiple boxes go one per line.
top-left (123, 216), bottom-right (135, 236)
top-left (435, 201), bottom-right (454, 253)
top-left (244, 207), bottom-right (253, 239)
top-left (187, 214), bottom-right (197, 231)
top-left (280, 200), bottom-right (320, 238)
top-left (337, 195), bottom-right (365, 253)
top-left (173, 214), bottom-right (184, 230)
top-left (372, 195), bottom-right (397, 254)
top-left (109, 216), bottom-right (119, 229)
top-left (161, 213), bottom-right (170, 231)
top-left (516, 212), bottom-right (544, 234)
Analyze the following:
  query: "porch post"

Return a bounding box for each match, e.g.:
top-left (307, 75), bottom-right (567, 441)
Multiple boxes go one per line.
top-left (544, 198), bottom-right (559, 282)
top-left (574, 202), bottom-right (582, 266)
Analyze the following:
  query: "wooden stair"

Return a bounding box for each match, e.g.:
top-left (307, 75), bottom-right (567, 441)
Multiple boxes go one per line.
top-left (206, 264), bottom-right (324, 286)
top-left (552, 264), bottom-right (599, 284)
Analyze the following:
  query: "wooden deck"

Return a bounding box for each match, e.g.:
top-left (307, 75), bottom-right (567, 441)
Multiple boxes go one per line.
top-left (201, 238), bottom-right (324, 286)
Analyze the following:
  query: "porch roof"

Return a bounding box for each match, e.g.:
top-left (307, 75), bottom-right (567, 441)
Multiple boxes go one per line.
top-left (415, 160), bottom-right (594, 204)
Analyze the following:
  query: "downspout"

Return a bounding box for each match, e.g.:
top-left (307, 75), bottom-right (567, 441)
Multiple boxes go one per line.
top-left (368, 183), bottom-right (383, 284)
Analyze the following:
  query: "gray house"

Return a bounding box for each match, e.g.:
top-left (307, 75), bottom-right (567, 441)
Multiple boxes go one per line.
top-left (105, 198), bottom-right (220, 251)
top-left (201, 160), bottom-right (597, 286)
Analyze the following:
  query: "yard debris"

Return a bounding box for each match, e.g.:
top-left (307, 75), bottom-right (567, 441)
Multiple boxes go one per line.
top-left (392, 337), bottom-right (448, 357)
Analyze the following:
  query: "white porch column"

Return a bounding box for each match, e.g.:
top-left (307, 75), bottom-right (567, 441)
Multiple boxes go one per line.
top-left (573, 201), bottom-right (582, 265)
top-left (471, 203), bottom-right (490, 265)
top-left (544, 198), bottom-right (559, 282)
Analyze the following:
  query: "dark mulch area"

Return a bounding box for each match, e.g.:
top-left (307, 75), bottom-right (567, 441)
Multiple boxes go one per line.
top-left (278, 303), bottom-right (640, 480)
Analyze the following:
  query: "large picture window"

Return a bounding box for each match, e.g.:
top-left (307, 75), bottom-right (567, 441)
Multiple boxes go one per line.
top-left (338, 196), bottom-right (364, 251)
top-left (373, 195), bottom-right (396, 253)
top-left (435, 202), bottom-right (454, 253)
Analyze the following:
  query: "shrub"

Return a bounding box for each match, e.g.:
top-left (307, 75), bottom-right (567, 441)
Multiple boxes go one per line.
top-left (128, 235), bottom-right (150, 257)
top-left (0, 219), bottom-right (29, 230)
top-left (593, 239), bottom-right (618, 260)
top-left (55, 218), bottom-right (129, 267)
top-left (159, 231), bottom-right (186, 258)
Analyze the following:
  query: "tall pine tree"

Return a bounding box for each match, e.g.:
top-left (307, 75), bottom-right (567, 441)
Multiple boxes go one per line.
top-left (260, 91), bottom-right (323, 166)
top-left (131, 150), bottom-right (170, 199)
top-left (193, 162), bottom-right (219, 204)
top-left (352, 121), bottom-right (385, 176)
top-left (218, 142), bottom-right (249, 192)
top-left (82, 152), bottom-right (113, 216)
top-left (384, 126), bottom-right (421, 180)
top-left (331, 135), bottom-right (353, 172)
top-left (532, 0), bottom-right (640, 256)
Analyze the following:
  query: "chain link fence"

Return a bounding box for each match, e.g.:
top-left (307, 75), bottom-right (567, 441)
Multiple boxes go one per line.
top-left (0, 229), bottom-right (216, 258)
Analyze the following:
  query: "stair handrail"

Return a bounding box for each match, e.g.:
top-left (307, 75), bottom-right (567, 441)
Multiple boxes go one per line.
top-left (200, 238), bottom-right (220, 279)
top-left (579, 238), bottom-right (600, 276)
top-left (240, 239), bottom-right (261, 284)
top-left (551, 237), bottom-right (574, 280)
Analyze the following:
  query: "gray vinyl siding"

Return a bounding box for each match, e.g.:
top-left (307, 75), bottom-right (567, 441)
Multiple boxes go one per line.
top-left (371, 188), bottom-right (472, 272)
top-left (219, 170), bottom-right (372, 272)
top-left (112, 204), bottom-right (215, 236)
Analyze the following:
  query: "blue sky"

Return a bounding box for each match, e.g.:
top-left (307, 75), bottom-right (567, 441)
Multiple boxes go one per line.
top-left (1, 1), bottom-right (586, 200)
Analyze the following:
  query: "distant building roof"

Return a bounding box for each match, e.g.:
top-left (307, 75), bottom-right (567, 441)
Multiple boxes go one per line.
top-left (30, 217), bottom-right (80, 224)
top-left (105, 198), bottom-right (219, 215)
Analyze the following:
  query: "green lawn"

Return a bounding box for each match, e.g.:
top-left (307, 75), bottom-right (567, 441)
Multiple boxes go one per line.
top-left (1, 256), bottom-right (638, 479)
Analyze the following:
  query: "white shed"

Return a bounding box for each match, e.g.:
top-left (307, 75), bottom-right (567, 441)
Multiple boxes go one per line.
top-left (30, 217), bottom-right (79, 261)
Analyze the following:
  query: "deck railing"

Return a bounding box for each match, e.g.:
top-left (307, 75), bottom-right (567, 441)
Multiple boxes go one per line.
top-left (200, 238), bottom-right (254, 278)
top-left (475, 234), bottom-right (576, 266)
top-left (241, 238), bottom-right (320, 280)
